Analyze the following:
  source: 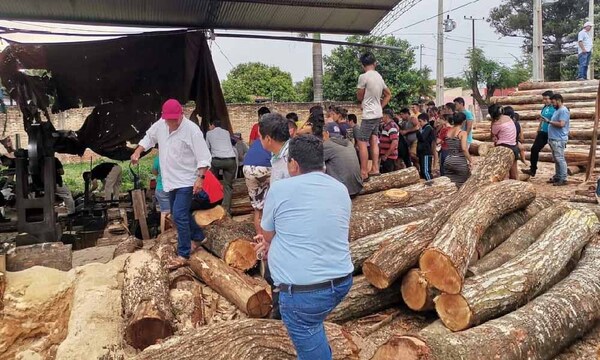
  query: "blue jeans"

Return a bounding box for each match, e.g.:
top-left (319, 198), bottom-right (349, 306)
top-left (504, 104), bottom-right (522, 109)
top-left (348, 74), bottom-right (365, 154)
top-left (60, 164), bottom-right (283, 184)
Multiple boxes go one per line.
top-left (169, 187), bottom-right (205, 258)
top-left (549, 139), bottom-right (568, 182)
top-left (578, 52), bottom-right (592, 80)
top-left (279, 275), bottom-right (353, 360)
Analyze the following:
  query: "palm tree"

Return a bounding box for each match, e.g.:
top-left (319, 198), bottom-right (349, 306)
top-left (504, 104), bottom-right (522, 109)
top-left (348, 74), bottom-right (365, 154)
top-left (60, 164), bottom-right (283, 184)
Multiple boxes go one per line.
top-left (312, 33), bottom-right (323, 102)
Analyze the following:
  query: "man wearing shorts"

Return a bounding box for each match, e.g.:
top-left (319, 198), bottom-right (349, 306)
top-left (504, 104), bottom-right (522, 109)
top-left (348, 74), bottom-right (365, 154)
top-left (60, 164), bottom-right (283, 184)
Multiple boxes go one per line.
top-left (243, 128), bottom-right (272, 235)
top-left (356, 52), bottom-right (392, 180)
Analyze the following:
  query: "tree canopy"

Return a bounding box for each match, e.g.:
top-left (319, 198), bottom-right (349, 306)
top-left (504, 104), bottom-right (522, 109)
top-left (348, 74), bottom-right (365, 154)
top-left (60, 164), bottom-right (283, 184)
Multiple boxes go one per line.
top-left (295, 77), bottom-right (314, 102)
top-left (444, 77), bottom-right (469, 89)
top-left (221, 62), bottom-right (297, 103)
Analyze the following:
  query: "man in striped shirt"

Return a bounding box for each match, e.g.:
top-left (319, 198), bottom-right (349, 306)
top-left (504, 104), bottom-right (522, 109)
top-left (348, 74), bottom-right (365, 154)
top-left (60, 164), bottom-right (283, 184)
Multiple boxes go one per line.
top-left (379, 108), bottom-right (400, 174)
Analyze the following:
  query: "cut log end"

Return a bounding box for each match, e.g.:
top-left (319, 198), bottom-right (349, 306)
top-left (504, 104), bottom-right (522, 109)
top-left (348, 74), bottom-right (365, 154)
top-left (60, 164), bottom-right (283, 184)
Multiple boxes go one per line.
top-left (372, 336), bottom-right (431, 360)
top-left (362, 261), bottom-right (391, 289)
top-left (435, 293), bottom-right (472, 332)
top-left (224, 239), bottom-right (258, 271)
top-left (247, 289), bottom-right (273, 318)
top-left (401, 269), bottom-right (434, 312)
top-left (126, 300), bottom-right (173, 350)
top-left (194, 206), bottom-right (227, 227)
top-left (383, 189), bottom-right (409, 201)
top-left (420, 249), bottom-right (462, 294)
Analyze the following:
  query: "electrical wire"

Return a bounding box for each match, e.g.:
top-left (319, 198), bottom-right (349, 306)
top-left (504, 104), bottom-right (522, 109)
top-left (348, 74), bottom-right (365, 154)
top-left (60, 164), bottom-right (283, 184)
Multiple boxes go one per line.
top-left (213, 40), bottom-right (235, 69)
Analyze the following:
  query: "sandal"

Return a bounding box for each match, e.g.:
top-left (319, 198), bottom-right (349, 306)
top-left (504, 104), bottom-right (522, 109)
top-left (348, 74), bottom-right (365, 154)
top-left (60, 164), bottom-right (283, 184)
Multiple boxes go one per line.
top-left (167, 256), bottom-right (188, 270)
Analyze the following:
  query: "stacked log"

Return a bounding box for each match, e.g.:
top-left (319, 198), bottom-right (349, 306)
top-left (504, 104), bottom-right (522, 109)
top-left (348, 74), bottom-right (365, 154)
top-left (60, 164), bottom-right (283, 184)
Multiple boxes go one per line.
top-left (201, 218), bottom-right (258, 271)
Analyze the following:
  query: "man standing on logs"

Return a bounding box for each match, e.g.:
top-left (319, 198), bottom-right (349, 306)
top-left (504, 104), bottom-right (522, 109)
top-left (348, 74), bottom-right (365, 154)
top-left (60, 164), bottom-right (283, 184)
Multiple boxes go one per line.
top-left (577, 22), bottom-right (593, 81)
top-left (522, 91), bottom-right (555, 177)
top-left (255, 135), bottom-right (353, 360)
top-left (131, 99), bottom-right (212, 269)
top-left (206, 119), bottom-right (237, 214)
top-left (454, 97), bottom-right (474, 146)
top-left (547, 94), bottom-right (570, 186)
top-left (260, 113), bottom-right (291, 183)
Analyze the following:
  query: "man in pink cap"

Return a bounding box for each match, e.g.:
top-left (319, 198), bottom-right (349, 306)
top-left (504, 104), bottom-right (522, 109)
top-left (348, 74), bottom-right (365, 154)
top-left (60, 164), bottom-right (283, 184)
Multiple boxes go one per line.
top-left (131, 99), bottom-right (212, 268)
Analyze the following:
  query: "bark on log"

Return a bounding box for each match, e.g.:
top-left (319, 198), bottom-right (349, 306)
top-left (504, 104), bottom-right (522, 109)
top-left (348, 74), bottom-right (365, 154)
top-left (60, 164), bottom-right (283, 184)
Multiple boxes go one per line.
top-left (373, 237), bottom-right (600, 360)
top-left (169, 280), bottom-right (204, 332)
top-left (113, 236), bottom-right (143, 259)
top-left (517, 79), bottom-right (599, 90)
top-left (122, 250), bottom-right (174, 350)
top-left (469, 141), bottom-right (491, 156)
top-left (327, 275), bottom-right (402, 323)
top-left (436, 208), bottom-right (598, 331)
top-left (475, 198), bottom-right (554, 260)
top-left (150, 241), bottom-right (177, 269)
top-left (202, 218), bottom-right (257, 271)
top-left (474, 129), bottom-right (598, 142)
top-left (231, 196), bottom-right (253, 216)
top-left (363, 147), bottom-right (515, 289)
top-left (401, 269), bottom-right (437, 312)
top-left (359, 167), bottom-right (420, 195)
top-left (351, 220), bottom-right (425, 272)
top-left (189, 248), bottom-right (271, 318)
top-left (352, 177), bottom-right (457, 213)
top-left (420, 180), bottom-right (536, 294)
top-left (469, 203), bottom-right (567, 276)
top-left (168, 267), bottom-right (196, 289)
top-left (133, 319), bottom-right (360, 360)
top-left (0, 271), bottom-right (4, 311)
top-left (193, 205), bottom-right (227, 227)
top-left (349, 199), bottom-right (446, 242)
top-left (514, 108), bottom-right (595, 120)
top-left (491, 92), bottom-right (597, 105)
top-left (525, 151), bottom-right (599, 165)
top-left (512, 101), bottom-right (595, 111)
top-left (569, 202), bottom-right (600, 220)
top-left (512, 86), bottom-right (598, 97)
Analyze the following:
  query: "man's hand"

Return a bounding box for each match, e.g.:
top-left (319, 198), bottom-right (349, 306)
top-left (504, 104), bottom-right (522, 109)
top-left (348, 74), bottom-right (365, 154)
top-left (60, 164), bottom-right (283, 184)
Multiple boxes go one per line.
top-left (130, 151), bottom-right (141, 165)
top-left (193, 177), bottom-right (203, 195)
top-left (253, 234), bottom-right (270, 260)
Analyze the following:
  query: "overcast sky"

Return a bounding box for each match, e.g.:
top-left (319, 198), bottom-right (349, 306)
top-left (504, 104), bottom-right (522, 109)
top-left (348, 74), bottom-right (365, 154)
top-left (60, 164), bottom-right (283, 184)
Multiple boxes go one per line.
top-left (0, 0), bottom-right (526, 83)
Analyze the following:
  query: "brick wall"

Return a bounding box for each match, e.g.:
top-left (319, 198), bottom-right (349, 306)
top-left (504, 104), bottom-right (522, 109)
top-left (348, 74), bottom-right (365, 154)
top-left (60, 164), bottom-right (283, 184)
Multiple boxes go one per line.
top-left (2, 101), bottom-right (361, 163)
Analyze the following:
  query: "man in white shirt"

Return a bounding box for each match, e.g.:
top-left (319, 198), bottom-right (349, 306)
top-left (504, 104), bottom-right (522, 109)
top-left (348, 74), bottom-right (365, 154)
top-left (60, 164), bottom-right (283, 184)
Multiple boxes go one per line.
top-left (206, 119), bottom-right (237, 214)
top-left (131, 99), bottom-right (211, 269)
top-left (578, 21), bottom-right (593, 80)
top-left (356, 52), bottom-right (392, 181)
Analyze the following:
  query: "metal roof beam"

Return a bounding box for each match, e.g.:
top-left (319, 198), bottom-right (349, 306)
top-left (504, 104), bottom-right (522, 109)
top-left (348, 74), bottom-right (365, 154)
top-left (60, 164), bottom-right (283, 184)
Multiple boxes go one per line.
top-left (219, 0), bottom-right (394, 11)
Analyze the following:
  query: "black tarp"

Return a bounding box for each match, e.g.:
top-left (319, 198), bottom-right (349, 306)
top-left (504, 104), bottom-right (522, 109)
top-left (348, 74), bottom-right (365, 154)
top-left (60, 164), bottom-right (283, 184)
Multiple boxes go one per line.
top-left (0, 31), bottom-right (231, 160)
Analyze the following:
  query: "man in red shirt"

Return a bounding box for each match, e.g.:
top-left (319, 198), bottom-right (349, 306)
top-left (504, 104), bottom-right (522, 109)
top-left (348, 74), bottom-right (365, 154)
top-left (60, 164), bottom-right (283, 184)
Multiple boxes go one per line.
top-left (379, 109), bottom-right (400, 174)
top-left (249, 107), bottom-right (271, 144)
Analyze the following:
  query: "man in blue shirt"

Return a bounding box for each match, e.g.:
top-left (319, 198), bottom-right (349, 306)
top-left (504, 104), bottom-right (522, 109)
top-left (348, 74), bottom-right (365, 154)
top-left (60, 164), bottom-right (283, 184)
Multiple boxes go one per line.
top-left (547, 94), bottom-right (570, 186)
top-left (256, 135), bottom-right (353, 360)
top-left (454, 97), bottom-right (474, 145)
top-left (523, 90), bottom-right (555, 177)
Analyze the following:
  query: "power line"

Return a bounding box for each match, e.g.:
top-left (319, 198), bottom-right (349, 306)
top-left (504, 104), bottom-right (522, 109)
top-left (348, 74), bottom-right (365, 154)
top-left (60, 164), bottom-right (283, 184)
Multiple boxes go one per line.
top-left (212, 40), bottom-right (235, 69)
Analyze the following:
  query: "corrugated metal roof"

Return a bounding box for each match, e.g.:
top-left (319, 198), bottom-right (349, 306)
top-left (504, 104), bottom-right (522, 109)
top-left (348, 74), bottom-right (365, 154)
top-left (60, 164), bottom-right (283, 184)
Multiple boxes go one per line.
top-left (0, 0), bottom-right (405, 34)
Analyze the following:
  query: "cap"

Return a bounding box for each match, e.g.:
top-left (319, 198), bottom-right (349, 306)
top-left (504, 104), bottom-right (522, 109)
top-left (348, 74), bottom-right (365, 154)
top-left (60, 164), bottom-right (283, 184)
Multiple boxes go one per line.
top-left (162, 99), bottom-right (183, 120)
top-left (584, 21), bottom-right (593, 28)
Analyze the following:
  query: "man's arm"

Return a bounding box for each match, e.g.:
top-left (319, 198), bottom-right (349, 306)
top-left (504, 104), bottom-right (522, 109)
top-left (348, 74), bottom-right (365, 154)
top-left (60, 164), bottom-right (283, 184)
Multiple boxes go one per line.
top-left (549, 119), bottom-right (567, 128)
top-left (356, 74), bottom-right (366, 102)
top-left (131, 122), bottom-right (159, 164)
top-left (191, 129), bottom-right (212, 194)
top-left (356, 88), bottom-right (366, 102)
top-left (579, 40), bottom-right (587, 53)
top-left (382, 139), bottom-right (399, 160)
top-left (381, 87), bottom-right (392, 108)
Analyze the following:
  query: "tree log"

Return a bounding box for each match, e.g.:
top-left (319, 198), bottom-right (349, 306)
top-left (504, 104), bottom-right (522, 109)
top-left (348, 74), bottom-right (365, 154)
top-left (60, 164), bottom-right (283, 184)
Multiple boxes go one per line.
top-left (401, 269), bottom-right (436, 312)
top-left (352, 177), bottom-right (457, 213)
top-left (168, 267), bottom-right (196, 289)
top-left (359, 167), bottom-right (420, 195)
top-left (189, 248), bottom-right (271, 318)
top-left (469, 140), bottom-right (491, 156)
top-left (150, 241), bottom-right (177, 268)
top-left (0, 272), bottom-right (4, 311)
top-left (327, 275), bottom-right (402, 323)
top-left (363, 147), bottom-right (514, 289)
top-left (469, 203), bottom-right (568, 276)
top-left (512, 86), bottom-right (598, 97)
top-left (420, 180), bottom-right (536, 294)
top-left (517, 79), bottom-right (599, 90)
top-left (193, 205), bottom-right (226, 227)
top-left (436, 208), bottom-right (598, 331)
top-left (525, 151), bottom-right (599, 165)
top-left (491, 92), bottom-right (597, 105)
top-left (113, 236), bottom-right (143, 259)
top-left (511, 101), bottom-right (596, 111)
top-left (169, 280), bottom-right (204, 332)
top-left (474, 197), bottom-right (554, 261)
top-left (373, 236), bottom-right (600, 360)
top-left (122, 250), bottom-right (173, 350)
top-left (202, 218), bottom-right (257, 271)
top-left (474, 129), bottom-right (598, 142)
top-left (133, 319), bottom-right (360, 360)
top-left (230, 196), bottom-right (254, 216)
top-left (349, 199), bottom-right (446, 242)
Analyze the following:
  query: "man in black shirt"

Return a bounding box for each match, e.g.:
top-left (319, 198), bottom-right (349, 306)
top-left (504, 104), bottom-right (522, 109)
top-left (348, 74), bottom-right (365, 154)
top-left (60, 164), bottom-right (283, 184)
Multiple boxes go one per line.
top-left (83, 163), bottom-right (122, 201)
top-left (55, 158), bottom-right (75, 214)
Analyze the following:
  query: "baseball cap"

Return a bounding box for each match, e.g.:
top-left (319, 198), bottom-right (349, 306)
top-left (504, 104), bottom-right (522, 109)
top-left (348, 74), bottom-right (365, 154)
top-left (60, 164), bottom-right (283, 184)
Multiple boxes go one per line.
top-left (584, 21), bottom-right (593, 28)
top-left (162, 99), bottom-right (183, 120)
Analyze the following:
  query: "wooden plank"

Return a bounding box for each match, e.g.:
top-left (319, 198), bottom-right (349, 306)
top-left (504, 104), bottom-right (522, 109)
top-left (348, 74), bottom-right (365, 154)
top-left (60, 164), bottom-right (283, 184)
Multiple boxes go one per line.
top-left (132, 189), bottom-right (150, 240)
top-left (586, 83), bottom-right (600, 181)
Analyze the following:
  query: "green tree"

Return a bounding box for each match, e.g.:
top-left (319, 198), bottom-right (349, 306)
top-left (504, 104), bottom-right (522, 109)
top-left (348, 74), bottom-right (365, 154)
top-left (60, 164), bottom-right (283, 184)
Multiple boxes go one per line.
top-left (444, 76), bottom-right (469, 89)
top-left (322, 35), bottom-right (433, 109)
top-left (221, 62), bottom-right (297, 103)
top-left (295, 77), bottom-right (314, 102)
top-left (488, 0), bottom-right (588, 81)
top-left (465, 48), bottom-right (530, 107)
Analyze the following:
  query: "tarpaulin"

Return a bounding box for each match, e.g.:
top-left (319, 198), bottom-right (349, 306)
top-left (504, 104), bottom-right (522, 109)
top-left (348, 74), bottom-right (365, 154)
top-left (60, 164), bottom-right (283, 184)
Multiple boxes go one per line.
top-left (0, 31), bottom-right (230, 160)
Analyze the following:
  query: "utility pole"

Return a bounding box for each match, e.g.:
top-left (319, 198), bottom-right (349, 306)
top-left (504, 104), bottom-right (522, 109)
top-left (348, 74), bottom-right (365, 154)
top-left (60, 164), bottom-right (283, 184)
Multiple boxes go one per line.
top-left (419, 44), bottom-right (424, 70)
top-left (532, 0), bottom-right (544, 81)
top-left (589, 0), bottom-right (595, 80)
top-left (464, 16), bottom-right (485, 51)
top-left (464, 16), bottom-right (484, 113)
top-left (436, 0), bottom-right (444, 106)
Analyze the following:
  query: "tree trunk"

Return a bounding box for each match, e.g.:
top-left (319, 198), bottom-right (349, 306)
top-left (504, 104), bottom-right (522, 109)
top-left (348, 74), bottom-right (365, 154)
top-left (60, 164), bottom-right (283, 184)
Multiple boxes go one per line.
top-left (474, 129), bottom-right (598, 142)
top-left (373, 237), bottom-right (600, 360)
top-left (362, 147), bottom-right (515, 289)
top-left (512, 108), bottom-right (595, 121)
top-left (326, 275), bottom-right (402, 323)
top-left (193, 205), bottom-right (226, 227)
top-left (474, 198), bottom-right (554, 261)
top-left (420, 180), bottom-right (536, 294)
top-left (468, 203), bottom-right (569, 276)
top-left (122, 250), bottom-right (173, 350)
top-left (401, 269), bottom-right (436, 312)
top-left (188, 248), bottom-right (271, 318)
top-left (150, 241), bottom-right (177, 268)
top-left (436, 208), bottom-right (598, 331)
top-left (202, 218), bottom-right (257, 271)
top-left (513, 87), bottom-right (597, 97)
top-left (113, 236), bottom-right (143, 259)
top-left (359, 167), bottom-right (420, 195)
top-left (511, 101), bottom-right (595, 111)
top-left (491, 92), bottom-right (597, 105)
top-left (351, 220), bottom-right (425, 272)
top-left (312, 33), bottom-right (323, 102)
top-left (352, 177), bottom-right (457, 213)
top-left (517, 80), bottom-right (599, 91)
top-left (231, 196), bottom-right (253, 216)
top-left (525, 151), bottom-right (599, 166)
top-left (133, 319), bottom-right (360, 360)
top-left (349, 199), bottom-right (446, 242)
top-left (169, 280), bottom-right (204, 332)
top-left (469, 141), bottom-right (492, 156)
